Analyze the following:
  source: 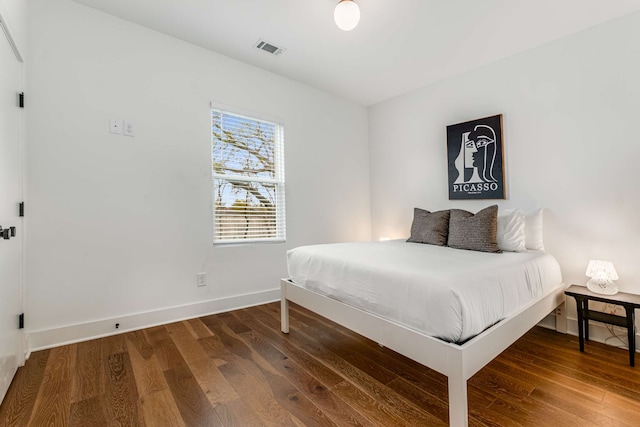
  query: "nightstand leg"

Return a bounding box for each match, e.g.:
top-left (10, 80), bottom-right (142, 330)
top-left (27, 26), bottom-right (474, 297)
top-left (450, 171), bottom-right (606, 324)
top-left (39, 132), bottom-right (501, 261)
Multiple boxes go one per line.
top-left (626, 307), bottom-right (635, 367)
top-left (577, 298), bottom-right (585, 352)
top-left (584, 300), bottom-right (589, 341)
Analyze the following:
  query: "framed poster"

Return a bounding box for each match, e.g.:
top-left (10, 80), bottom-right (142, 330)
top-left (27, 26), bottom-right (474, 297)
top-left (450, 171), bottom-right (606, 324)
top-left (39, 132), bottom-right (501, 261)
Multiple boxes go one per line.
top-left (446, 114), bottom-right (505, 200)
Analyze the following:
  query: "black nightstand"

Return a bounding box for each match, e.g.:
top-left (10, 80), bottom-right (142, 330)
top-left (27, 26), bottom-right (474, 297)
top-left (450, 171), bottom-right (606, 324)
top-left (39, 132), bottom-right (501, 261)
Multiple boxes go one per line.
top-left (565, 284), bottom-right (640, 367)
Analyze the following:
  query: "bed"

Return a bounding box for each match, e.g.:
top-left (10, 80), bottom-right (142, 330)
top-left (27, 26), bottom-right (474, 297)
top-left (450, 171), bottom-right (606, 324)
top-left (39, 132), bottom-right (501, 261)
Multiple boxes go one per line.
top-left (280, 240), bottom-right (565, 427)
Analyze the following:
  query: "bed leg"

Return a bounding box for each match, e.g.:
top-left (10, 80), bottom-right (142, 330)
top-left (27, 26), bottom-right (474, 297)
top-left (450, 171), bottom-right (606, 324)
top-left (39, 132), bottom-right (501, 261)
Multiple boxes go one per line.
top-left (448, 373), bottom-right (469, 427)
top-left (281, 281), bottom-right (290, 334)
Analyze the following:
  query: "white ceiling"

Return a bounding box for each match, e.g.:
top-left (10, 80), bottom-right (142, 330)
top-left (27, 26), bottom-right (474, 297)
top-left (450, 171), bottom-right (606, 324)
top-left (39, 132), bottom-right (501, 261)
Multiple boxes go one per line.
top-left (71, 0), bottom-right (640, 106)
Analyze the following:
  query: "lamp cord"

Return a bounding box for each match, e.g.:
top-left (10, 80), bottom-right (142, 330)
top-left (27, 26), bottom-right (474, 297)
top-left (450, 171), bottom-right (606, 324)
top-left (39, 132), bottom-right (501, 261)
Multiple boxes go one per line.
top-left (604, 323), bottom-right (629, 349)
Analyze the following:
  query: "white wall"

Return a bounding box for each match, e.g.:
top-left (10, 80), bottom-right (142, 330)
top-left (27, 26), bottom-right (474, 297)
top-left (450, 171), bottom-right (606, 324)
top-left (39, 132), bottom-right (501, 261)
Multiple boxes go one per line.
top-left (369, 12), bottom-right (640, 345)
top-left (0, 0), bottom-right (26, 56)
top-left (25, 0), bottom-right (371, 349)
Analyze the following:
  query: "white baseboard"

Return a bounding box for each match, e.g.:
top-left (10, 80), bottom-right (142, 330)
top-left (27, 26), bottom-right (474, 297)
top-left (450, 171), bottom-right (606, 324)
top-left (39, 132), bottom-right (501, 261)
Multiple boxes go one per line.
top-left (26, 293), bottom-right (639, 360)
top-left (565, 317), bottom-right (640, 352)
top-left (539, 313), bottom-right (640, 353)
top-left (26, 288), bottom-right (279, 356)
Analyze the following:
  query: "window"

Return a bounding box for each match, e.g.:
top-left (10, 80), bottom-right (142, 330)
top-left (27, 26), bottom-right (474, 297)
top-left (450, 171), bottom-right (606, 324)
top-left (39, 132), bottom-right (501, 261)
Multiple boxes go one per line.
top-left (211, 107), bottom-right (286, 244)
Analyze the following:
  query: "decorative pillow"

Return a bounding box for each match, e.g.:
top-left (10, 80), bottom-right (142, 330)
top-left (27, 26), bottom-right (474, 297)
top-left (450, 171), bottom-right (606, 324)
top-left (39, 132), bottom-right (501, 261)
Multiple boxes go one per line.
top-left (448, 205), bottom-right (501, 253)
top-left (525, 208), bottom-right (545, 251)
top-left (497, 209), bottom-right (526, 252)
top-left (406, 208), bottom-right (450, 246)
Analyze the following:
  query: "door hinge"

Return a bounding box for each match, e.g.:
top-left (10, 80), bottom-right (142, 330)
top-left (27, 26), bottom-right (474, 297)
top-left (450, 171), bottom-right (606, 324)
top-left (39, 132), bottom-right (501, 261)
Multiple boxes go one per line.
top-left (19, 202), bottom-right (24, 217)
top-left (18, 92), bottom-right (24, 108)
top-left (18, 313), bottom-right (24, 329)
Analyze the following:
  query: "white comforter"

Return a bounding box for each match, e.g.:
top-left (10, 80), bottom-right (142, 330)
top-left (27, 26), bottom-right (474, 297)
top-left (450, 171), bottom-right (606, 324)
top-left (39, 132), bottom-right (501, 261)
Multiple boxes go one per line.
top-left (287, 240), bottom-right (563, 343)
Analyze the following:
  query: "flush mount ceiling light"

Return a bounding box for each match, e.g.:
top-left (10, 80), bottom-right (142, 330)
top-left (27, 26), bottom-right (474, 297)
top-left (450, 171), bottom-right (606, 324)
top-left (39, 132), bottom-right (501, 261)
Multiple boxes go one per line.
top-left (334, 0), bottom-right (360, 31)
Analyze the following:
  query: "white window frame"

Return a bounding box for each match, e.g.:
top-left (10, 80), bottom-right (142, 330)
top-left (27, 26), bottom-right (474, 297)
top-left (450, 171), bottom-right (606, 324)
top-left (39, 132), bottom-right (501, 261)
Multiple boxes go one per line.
top-left (211, 103), bottom-right (286, 244)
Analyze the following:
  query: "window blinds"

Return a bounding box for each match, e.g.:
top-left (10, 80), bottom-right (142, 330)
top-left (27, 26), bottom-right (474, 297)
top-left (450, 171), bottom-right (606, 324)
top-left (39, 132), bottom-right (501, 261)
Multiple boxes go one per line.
top-left (211, 108), bottom-right (286, 243)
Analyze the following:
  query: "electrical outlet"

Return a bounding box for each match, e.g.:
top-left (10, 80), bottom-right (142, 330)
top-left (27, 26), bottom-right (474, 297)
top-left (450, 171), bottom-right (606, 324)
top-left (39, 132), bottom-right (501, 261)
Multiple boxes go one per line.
top-left (110, 118), bottom-right (123, 134)
top-left (555, 307), bottom-right (563, 317)
top-left (604, 303), bottom-right (622, 315)
top-left (197, 272), bottom-right (207, 287)
top-left (123, 120), bottom-right (135, 137)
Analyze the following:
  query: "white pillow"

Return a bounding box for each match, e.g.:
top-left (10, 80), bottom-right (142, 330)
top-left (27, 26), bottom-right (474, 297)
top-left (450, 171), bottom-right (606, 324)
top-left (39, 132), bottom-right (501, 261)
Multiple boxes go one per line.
top-left (524, 208), bottom-right (545, 251)
top-left (497, 209), bottom-right (526, 252)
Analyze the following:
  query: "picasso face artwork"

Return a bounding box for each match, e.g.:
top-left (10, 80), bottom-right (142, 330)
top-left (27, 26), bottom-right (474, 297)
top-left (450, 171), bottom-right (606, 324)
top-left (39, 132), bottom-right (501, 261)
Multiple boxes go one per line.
top-left (447, 115), bottom-right (505, 200)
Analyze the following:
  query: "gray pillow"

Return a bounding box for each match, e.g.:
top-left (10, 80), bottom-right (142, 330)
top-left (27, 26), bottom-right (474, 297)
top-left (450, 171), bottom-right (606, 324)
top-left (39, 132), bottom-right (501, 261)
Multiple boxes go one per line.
top-left (448, 205), bottom-right (502, 253)
top-left (407, 208), bottom-right (450, 246)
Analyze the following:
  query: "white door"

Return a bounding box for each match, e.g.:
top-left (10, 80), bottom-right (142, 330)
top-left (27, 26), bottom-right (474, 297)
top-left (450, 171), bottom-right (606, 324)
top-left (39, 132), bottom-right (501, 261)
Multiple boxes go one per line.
top-left (0, 16), bottom-right (23, 404)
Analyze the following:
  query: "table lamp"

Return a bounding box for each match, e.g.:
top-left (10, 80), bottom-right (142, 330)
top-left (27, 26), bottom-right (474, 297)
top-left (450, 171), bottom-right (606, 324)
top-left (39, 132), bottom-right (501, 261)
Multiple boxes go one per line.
top-left (585, 259), bottom-right (619, 295)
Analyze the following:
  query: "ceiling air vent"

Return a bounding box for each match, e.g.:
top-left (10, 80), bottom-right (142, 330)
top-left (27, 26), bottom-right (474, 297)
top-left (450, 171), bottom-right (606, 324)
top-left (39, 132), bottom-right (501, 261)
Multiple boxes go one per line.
top-left (254, 39), bottom-right (285, 56)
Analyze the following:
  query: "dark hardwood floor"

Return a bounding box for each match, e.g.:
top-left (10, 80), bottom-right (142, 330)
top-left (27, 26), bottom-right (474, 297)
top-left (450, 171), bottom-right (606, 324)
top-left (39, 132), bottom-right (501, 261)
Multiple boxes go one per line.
top-left (1, 302), bottom-right (639, 426)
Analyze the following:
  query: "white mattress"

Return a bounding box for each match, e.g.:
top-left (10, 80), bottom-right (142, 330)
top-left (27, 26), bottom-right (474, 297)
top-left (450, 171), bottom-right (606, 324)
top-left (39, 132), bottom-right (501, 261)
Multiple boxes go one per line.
top-left (287, 240), bottom-right (563, 343)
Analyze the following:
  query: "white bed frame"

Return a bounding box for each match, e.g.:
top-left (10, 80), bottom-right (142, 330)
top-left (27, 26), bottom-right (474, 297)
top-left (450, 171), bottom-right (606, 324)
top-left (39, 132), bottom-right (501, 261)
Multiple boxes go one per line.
top-left (280, 278), bottom-right (566, 427)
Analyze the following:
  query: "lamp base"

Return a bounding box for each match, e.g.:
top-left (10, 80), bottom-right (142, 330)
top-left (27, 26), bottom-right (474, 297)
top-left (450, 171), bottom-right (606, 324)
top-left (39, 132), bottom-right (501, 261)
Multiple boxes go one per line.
top-left (586, 279), bottom-right (619, 295)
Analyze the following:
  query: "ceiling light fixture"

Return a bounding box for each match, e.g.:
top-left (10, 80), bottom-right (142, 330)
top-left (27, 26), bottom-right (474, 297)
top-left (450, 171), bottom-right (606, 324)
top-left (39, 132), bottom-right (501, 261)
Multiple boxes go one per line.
top-left (334, 0), bottom-right (360, 31)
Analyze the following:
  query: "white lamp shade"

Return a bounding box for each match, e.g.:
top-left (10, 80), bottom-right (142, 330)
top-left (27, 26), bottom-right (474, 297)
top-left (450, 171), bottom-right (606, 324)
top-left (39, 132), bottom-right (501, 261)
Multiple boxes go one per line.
top-left (334, 0), bottom-right (360, 31)
top-left (585, 259), bottom-right (619, 295)
top-left (585, 259), bottom-right (619, 280)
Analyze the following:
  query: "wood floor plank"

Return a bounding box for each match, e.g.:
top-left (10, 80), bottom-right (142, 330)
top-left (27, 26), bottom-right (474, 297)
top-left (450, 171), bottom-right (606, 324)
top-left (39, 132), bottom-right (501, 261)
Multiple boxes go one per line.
top-left (187, 357), bottom-right (239, 405)
top-left (166, 321), bottom-right (239, 405)
top-left (101, 334), bottom-right (126, 358)
top-left (506, 344), bottom-right (640, 402)
top-left (139, 389), bottom-right (186, 427)
top-left (208, 316), bottom-right (337, 427)
top-left (125, 336), bottom-right (169, 397)
top-left (71, 339), bottom-right (102, 403)
top-left (235, 325), bottom-right (371, 426)
top-left (254, 306), bottom-right (444, 426)
top-left (499, 350), bottom-right (604, 402)
top-left (0, 350), bottom-right (50, 427)
top-left (144, 325), bottom-right (171, 345)
top-left (148, 337), bottom-right (185, 373)
top-left (124, 330), bottom-right (155, 360)
top-left (186, 318), bottom-right (214, 339)
top-left (103, 351), bottom-right (145, 427)
top-left (472, 366), bottom-right (536, 399)
top-left (519, 328), bottom-right (640, 383)
top-left (467, 386), bottom-right (519, 427)
top-left (471, 363), bottom-right (602, 427)
top-left (245, 310), bottom-right (387, 425)
top-left (529, 386), bottom-right (629, 426)
top-left (241, 313), bottom-right (347, 388)
top-left (27, 345), bottom-right (76, 426)
top-left (482, 358), bottom-right (626, 426)
top-left (268, 304), bottom-right (400, 383)
top-left (4, 304), bottom-right (640, 426)
top-left (284, 302), bottom-right (453, 394)
top-left (216, 357), bottom-right (301, 427)
top-left (126, 331), bottom-right (186, 427)
top-left (216, 312), bottom-right (252, 335)
top-left (69, 396), bottom-right (107, 427)
top-left (212, 398), bottom-right (265, 426)
top-left (166, 322), bottom-right (211, 362)
top-left (255, 303), bottom-right (452, 426)
top-left (385, 377), bottom-right (449, 424)
top-left (600, 391), bottom-right (640, 425)
top-left (249, 362), bottom-right (337, 427)
top-left (198, 334), bottom-right (235, 367)
top-left (164, 364), bottom-right (222, 426)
